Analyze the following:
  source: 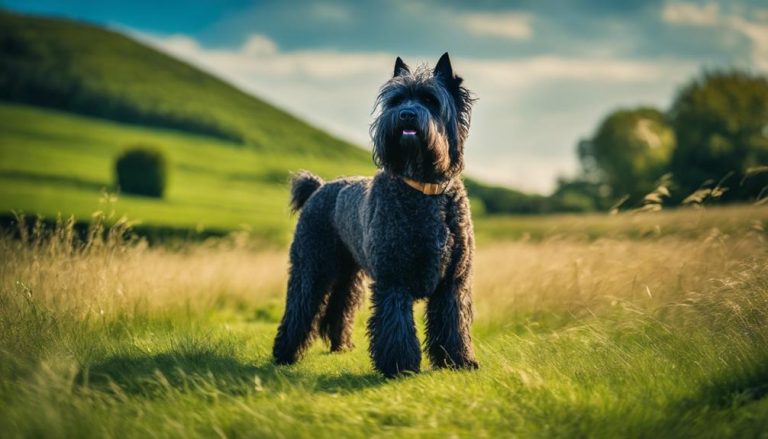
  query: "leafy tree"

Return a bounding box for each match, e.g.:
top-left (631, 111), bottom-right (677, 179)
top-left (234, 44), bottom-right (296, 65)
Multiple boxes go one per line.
top-left (464, 179), bottom-right (551, 215)
top-left (115, 147), bottom-right (167, 198)
top-left (578, 107), bottom-right (675, 203)
top-left (669, 70), bottom-right (768, 201)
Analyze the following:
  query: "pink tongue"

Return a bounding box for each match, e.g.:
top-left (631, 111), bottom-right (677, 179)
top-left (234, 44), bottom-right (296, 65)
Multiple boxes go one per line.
top-left (402, 130), bottom-right (417, 135)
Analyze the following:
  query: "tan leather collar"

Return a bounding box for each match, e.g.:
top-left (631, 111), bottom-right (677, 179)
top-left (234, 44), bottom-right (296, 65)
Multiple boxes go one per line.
top-left (401, 177), bottom-right (451, 195)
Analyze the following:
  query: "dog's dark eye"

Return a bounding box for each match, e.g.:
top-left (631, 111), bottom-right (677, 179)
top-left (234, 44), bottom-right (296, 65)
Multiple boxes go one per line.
top-left (422, 95), bottom-right (438, 107)
top-left (388, 96), bottom-right (403, 106)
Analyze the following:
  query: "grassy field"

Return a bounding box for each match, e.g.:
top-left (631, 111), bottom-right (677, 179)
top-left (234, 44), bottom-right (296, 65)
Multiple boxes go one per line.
top-left (0, 103), bottom-right (375, 243)
top-left (473, 203), bottom-right (768, 243)
top-left (1, 206), bottom-right (767, 437)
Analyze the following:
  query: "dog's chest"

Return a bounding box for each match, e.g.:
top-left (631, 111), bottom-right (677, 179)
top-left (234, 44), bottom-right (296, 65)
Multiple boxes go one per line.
top-left (365, 194), bottom-right (453, 296)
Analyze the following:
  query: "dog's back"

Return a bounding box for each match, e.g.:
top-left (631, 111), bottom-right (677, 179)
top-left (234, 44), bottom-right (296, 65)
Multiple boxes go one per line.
top-left (288, 171), bottom-right (372, 271)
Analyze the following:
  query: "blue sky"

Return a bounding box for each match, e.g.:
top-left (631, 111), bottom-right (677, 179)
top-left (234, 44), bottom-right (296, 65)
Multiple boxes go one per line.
top-left (5, 0), bottom-right (768, 192)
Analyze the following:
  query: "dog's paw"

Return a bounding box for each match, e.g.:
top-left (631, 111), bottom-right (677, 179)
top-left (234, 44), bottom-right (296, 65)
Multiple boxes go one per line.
top-left (272, 345), bottom-right (300, 365)
top-left (432, 356), bottom-right (479, 371)
top-left (461, 358), bottom-right (480, 370)
top-left (272, 354), bottom-right (297, 366)
top-left (329, 341), bottom-right (355, 353)
top-left (379, 364), bottom-right (421, 379)
top-left (375, 356), bottom-right (421, 379)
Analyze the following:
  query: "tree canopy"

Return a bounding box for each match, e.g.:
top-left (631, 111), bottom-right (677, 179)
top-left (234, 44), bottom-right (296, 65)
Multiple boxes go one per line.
top-left (562, 70), bottom-right (768, 210)
top-left (669, 70), bottom-right (768, 201)
top-left (577, 107), bottom-right (675, 202)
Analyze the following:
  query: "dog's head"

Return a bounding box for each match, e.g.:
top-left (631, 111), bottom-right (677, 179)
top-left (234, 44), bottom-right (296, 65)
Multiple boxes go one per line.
top-left (370, 53), bottom-right (474, 183)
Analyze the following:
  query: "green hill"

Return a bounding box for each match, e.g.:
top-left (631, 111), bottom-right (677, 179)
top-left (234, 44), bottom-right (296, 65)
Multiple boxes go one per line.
top-left (0, 102), bottom-right (375, 243)
top-left (0, 10), bottom-right (367, 160)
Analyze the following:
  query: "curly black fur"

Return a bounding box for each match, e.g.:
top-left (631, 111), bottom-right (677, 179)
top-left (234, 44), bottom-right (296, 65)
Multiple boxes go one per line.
top-left (273, 53), bottom-right (479, 378)
top-left (289, 171), bottom-right (325, 213)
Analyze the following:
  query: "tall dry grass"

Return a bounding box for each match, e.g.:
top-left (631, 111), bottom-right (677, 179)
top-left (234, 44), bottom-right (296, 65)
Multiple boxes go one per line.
top-left (2, 208), bottom-right (765, 334)
top-left (1, 216), bottom-right (288, 318)
top-left (473, 233), bottom-right (767, 326)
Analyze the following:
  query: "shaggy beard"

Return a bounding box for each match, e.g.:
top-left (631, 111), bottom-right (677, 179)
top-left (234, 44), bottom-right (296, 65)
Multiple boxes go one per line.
top-left (371, 109), bottom-right (452, 180)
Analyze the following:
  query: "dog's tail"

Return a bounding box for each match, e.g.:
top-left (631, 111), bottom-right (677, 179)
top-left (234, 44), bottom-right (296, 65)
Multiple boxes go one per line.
top-left (289, 170), bottom-right (324, 213)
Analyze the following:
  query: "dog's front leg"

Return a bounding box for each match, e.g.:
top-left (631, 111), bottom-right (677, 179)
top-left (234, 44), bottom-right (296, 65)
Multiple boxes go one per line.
top-left (367, 285), bottom-right (421, 378)
top-left (425, 275), bottom-right (479, 370)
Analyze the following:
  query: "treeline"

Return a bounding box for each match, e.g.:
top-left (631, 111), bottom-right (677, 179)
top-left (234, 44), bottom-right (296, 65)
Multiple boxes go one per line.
top-left (464, 180), bottom-right (591, 215)
top-left (469, 69), bottom-right (768, 215)
top-left (557, 69), bottom-right (768, 212)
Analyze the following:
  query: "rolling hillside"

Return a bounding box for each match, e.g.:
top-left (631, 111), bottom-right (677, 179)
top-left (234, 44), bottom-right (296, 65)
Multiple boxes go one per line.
top-left (0, 103), bottom-right (375, 243)
top-left (0, 10), bottom-right (367, 160)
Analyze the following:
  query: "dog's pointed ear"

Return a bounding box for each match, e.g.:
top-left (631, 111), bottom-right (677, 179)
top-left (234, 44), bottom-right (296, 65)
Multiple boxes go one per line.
top-left (434, 52), bottom-right (454, 81)
top-left (394, 57), bottom-right (410, 77)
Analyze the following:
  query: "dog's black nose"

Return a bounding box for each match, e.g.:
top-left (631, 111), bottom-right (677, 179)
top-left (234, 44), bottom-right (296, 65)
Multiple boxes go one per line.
top-left (399, 109), bottom-right (416, 121)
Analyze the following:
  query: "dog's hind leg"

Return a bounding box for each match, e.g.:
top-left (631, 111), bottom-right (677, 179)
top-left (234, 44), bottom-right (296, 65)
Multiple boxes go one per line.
top-left (319, 251), bottom-right (365, 352)
top-left (273, 211), bottom-right (338, 365)
top-left (272, 254), bottom-right (333, 365)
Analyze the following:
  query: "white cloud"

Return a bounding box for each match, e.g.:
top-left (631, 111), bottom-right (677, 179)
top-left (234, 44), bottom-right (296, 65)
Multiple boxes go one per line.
top-left (242, 34), bottom-right (278, 56)
top-left (158, 34), bottom-right (200, 53)
top-left (137, 32), bottom-right (392, 79)
top-left (146, 31), bottom-right (683, 89)
top-left (662, 1), bottom-right (768, 70)
top-left (662, 2), bottom-right (720, 26)
top-left (754, 8), bottom-right (768, 22)
top-left (728, 17), bottom-right (768, 70)
top-left (460, 12), bottom-right (533, 40)
top-left (460, 57), bottom-right (673, 88)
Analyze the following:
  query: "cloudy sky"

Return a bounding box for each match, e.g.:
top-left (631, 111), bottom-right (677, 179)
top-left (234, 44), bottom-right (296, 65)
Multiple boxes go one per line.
top-left (6, 0), bottom-right (768, 193)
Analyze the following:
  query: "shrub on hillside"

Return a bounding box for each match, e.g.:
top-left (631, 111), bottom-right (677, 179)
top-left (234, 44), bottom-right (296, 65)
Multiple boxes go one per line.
top-left (115, 146), bottom-right (167, 198)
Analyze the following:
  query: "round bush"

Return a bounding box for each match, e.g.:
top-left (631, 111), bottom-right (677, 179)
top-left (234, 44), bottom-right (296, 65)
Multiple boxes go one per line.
top-left (115, 147), bottom-right (167, 198)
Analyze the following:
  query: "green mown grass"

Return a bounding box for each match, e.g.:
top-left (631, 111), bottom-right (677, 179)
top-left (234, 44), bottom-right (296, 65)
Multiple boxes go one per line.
top-left (1, 210), bottom-right (767, 437)
top-left (0, 102), bottom-right (375, 243)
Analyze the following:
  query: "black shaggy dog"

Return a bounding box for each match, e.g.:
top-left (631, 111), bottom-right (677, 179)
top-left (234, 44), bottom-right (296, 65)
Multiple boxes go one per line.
top-left (273, 53), bottom-right (478, 378)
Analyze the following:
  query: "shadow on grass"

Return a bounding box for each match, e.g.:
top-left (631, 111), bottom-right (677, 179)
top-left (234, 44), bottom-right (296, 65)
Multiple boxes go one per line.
top-left (77, 349), bottom-right (386, 397)
top-left (695, 361), bottom-right (768, 408)
top-left (0, 169), bottom-right (109, 191)
top-left (312, 371), bottom-right (386, 394)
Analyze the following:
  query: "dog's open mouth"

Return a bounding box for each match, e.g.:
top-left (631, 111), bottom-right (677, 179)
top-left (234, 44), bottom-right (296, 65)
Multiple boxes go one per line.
top-left (402, 129), bottom-right (418, 136)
